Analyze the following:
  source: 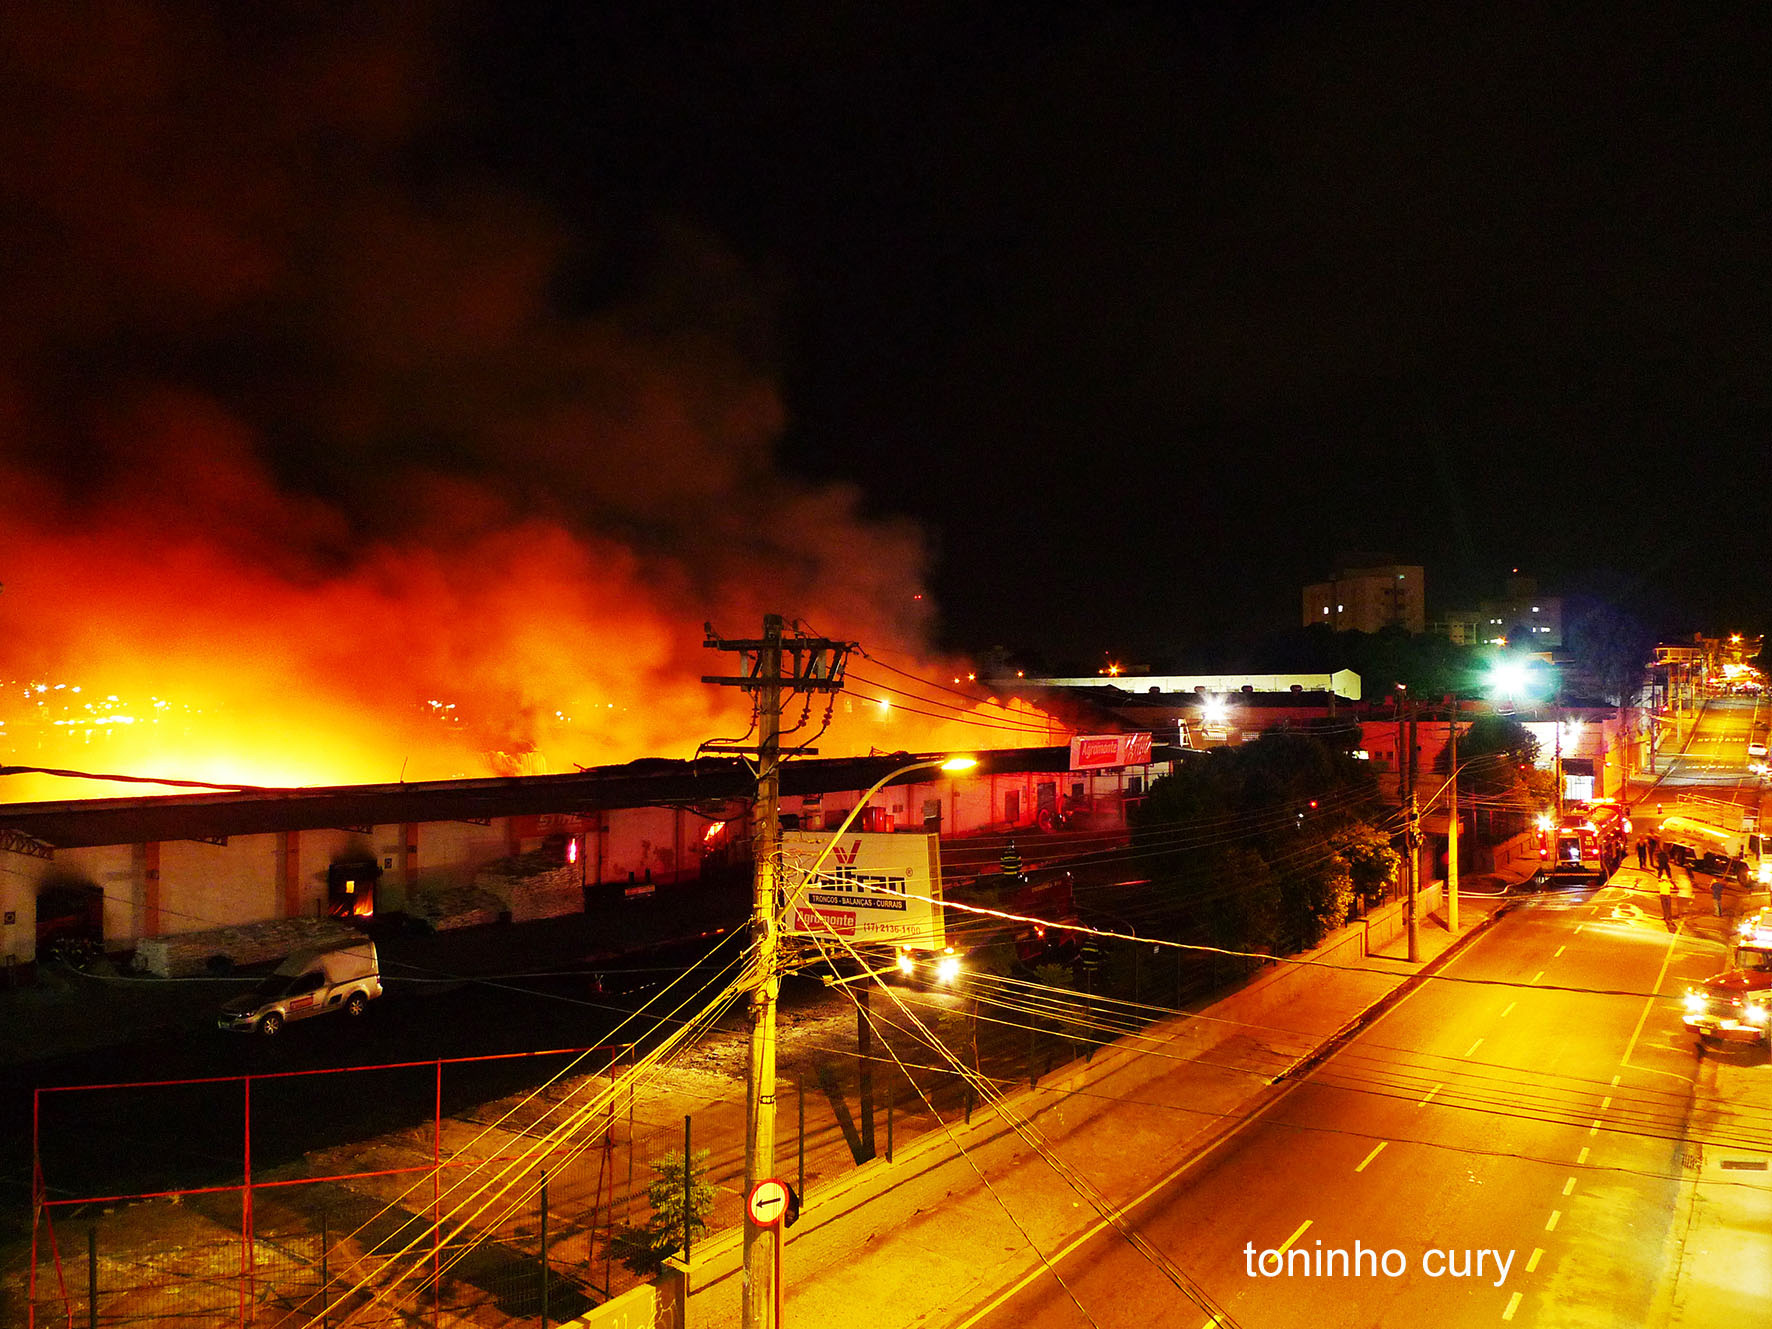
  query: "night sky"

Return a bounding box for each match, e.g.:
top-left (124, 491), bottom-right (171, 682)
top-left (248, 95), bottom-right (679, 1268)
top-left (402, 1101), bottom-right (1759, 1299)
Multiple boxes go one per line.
top-left (4, 1), bottom-right (1770, 782)
top-left (470, 1), bottom-right (1772, 659)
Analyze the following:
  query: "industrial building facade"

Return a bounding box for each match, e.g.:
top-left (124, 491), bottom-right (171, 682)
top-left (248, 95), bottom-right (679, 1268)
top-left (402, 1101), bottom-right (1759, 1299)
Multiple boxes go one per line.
top-left (0, 746), bottom-right (1167, 970)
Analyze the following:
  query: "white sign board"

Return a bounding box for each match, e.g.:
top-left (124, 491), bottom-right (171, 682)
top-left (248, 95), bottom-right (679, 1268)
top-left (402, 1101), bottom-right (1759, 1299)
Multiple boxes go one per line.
top-left (781, 830), bottom-right (945, 949)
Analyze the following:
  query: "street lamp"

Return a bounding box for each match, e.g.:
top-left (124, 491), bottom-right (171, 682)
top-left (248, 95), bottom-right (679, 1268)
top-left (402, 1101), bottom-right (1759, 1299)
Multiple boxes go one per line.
top-left (790, 754), bottom-right (977, 881)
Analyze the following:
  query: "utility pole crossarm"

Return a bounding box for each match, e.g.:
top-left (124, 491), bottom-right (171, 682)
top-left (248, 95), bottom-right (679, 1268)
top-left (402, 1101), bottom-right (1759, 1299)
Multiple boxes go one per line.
top-left (703, 632), bottom-right (855, 692)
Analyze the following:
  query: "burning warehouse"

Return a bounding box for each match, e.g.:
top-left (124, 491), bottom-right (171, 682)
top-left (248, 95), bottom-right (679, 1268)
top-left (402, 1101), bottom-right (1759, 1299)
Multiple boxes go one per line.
top-left (0, 743), bottom-right (1170, 973)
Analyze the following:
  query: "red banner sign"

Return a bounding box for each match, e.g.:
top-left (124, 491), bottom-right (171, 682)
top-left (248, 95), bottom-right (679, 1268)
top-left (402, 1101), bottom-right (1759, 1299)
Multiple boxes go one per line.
top-left (1069, 732), bottom-right (1153, 770)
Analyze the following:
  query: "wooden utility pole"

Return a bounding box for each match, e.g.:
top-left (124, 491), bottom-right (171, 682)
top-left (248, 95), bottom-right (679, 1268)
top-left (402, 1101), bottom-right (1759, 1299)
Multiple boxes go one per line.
top-left (703, 616), bottom-right (851, 1329)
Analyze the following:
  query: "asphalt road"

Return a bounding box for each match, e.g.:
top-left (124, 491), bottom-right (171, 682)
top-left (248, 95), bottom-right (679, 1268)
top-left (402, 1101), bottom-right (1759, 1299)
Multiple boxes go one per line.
top-left (970, 697), bottom-right (1768, 1329)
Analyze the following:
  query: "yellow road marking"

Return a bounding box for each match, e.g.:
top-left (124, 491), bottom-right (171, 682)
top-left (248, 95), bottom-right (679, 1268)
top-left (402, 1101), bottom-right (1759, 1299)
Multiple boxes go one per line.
top-left (1278, 1218), bottom-right (1313, 1253)
top-left (1355, 1142), bottom-right (1387, 1173)
top-left (1419, 1083), bottom-right (1442, 1107)
top-left (1526, 1248), bottom-right (1543, 1272)
top-left (1503, 1291), bottom-right (1524, 1321)
top-left (1545, 1210), bottom-right (1561, 1231)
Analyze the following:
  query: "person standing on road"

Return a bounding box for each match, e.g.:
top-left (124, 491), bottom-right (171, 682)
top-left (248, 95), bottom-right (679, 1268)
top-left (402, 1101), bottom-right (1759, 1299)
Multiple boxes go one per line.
top-left (1659, 875), bottom-right (1677, 930)
top-left (1656, 846), bottom-right (1671, 881)
top-left (1636, 838), bottom-right (1649, 870)
top-left (1711, 872), bottom-right (1726, 917)
top-left (1647, 832), bottom-right (1660, 864)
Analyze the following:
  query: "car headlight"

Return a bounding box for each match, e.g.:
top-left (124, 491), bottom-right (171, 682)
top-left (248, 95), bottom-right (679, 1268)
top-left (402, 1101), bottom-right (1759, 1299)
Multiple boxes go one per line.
top-left (896, 952), bottom-right (915, 975)
top-left (934, 954), bottom-right (962, 985)
top-left (1684, 991), bottom-right (1707, 1014)
top-left (1745, 1003), bottom-right (1769, 1025)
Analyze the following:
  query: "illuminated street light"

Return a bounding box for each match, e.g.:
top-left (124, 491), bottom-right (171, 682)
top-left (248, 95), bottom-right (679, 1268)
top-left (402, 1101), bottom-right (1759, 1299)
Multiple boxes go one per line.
top-left (789, 755), bottom-right (977, 898)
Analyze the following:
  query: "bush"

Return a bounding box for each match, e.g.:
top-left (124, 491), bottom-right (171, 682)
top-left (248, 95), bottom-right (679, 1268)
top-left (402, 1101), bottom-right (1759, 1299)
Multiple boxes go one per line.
top-left (611, 1148), bottom-right (715, 1277)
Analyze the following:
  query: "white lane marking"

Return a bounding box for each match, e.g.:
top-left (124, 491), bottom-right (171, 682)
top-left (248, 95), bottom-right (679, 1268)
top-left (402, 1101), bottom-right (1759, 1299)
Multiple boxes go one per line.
top-left (1532, 971), bottom-right (1545, 984)
top-left (1623, 922), bottom-right (1680, 1068)
top-left (1355, 1141), bottom-right (1388, 1173)
top-left (1601, 1096), bottom-right (1612, 1110)
top-left (1502, 1002), bottom-right (1516, 1017)
top-left (1610, 1074), bottom-right (1620, 1086)
top-left (1419, 1083), bottom-right (1443, 1107)
top-left (1577, 1147), bottom-right (1589, 1165)
top-left (1465, 1038), bottom-right (1484, 1058)
top-left (1503, 1291), bottom-right (1524, 1321)
top-left (1563, 1177), bottom-right (1577, 1196)
top-left (1545, 1210), bottom-right (1561, 1231)
top-left (1555, 945), bottom-right (1566, 957)
top-left (1589, 1119), bottom-right (1601, 1136)
top-left (1575, 923), bottom-right (1585, 933)
top-left (1526, 1248), bottom-right (1544, 1273)
top-left (1278, 1218), bottom-right (1313, 1253)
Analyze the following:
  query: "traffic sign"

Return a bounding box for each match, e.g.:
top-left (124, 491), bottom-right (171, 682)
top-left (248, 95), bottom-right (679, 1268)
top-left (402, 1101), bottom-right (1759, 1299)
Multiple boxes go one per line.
top-left (747, 1178), bottom-right (790, 1228)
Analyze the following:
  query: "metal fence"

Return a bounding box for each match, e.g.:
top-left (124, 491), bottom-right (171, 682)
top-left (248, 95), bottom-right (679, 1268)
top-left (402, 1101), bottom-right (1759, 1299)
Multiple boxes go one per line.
top-left (29, 1046), bottom-right (638, 1328)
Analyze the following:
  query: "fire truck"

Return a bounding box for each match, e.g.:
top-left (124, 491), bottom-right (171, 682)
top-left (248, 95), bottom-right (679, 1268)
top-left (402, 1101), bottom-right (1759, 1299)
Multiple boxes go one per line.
top-left (1536, 800), bottom-right (1628, 881)
top-left (1685, 911), bottom-right (1772, 1051)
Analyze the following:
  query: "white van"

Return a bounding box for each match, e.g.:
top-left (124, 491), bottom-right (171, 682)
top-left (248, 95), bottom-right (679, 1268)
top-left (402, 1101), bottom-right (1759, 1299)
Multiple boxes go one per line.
top-left (218, 940), bottom-right (382, 1036)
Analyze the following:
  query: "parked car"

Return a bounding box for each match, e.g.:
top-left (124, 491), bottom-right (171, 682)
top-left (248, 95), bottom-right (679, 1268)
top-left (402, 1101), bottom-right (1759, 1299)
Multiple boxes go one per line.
top-left (217, 941), bottom-right (382, 1036)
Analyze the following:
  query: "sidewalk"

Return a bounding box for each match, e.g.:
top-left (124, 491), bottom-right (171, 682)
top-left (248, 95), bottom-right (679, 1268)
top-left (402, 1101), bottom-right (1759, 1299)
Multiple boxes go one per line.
top-left (665, 875), bottom-right (1532, 1329)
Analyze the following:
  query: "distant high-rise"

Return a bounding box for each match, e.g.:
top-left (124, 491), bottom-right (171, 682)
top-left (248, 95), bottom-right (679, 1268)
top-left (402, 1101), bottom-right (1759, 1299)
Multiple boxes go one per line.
top-left (1435, 570), bottom-right (1563, 648)
top-left (1303, 561), bottom-right (1425, 634)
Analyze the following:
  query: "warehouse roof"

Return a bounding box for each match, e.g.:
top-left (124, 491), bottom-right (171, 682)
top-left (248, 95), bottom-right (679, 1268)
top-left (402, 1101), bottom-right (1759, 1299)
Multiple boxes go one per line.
top-left (0, 744), bottom-right (1156, 850)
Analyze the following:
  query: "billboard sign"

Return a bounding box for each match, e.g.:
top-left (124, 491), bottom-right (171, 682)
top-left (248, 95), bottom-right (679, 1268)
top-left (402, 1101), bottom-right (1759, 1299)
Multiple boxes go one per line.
top-left (781, 831), bottom-right (945, 949)
top-left (1068, 732), bottom-right (1154, 771)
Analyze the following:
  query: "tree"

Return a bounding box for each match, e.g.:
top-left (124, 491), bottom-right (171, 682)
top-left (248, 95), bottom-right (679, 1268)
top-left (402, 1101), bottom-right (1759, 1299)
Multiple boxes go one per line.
top-left (1133, 734), bottom-right (1387, 958)
top-left (1334, 823), bottom-right (1401, 912)
top-left (1445, 716), bottom-right (1540, 796)
top-left (611, 1148), bottom-right (715, 1277)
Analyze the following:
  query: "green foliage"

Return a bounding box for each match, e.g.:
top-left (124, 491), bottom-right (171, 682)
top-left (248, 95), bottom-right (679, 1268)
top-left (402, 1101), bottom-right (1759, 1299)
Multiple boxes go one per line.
top-left (1132, 733), bottom-right (1396, 959)
top-left (1448, 716), bottom-right (1541, 795)
top-left (1335, 823), bottom-right (1400, 911)
top-left (611, 1148), bottom-right (716, 1277)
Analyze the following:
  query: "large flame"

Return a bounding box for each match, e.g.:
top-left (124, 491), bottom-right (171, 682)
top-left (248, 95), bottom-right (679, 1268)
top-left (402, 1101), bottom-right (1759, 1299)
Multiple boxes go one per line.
top-left (0, 6), bottom-right (1065, 801)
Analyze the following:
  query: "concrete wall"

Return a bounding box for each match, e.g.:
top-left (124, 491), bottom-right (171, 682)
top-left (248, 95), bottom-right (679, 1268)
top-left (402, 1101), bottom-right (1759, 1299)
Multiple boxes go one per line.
top-left (1, 845), bottom-right (40, 967)
top-left (1224, 882), bottom-right (1448, 1029)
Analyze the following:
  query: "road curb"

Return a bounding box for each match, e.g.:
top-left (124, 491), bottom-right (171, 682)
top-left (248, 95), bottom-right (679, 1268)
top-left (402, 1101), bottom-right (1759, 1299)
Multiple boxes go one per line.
top-left (1272, 899), bottom-right (1515, 1085)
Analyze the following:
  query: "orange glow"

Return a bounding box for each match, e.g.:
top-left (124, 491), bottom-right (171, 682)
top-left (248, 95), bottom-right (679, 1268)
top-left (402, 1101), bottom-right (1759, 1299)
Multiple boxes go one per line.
top-left (0, 12), bottom-right (1072, 804)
